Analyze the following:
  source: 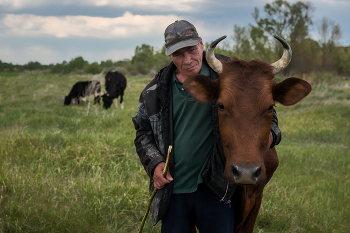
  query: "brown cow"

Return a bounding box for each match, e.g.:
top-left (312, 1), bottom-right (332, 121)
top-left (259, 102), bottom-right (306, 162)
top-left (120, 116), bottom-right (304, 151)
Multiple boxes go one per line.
top-left (183, 35), bottom-right (312, 233)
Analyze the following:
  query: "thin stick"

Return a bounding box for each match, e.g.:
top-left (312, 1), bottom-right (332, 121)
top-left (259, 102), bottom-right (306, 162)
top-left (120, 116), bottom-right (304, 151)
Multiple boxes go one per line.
top-left (139, 146), bottom-right (172, 233)
top-left (86, 97), bottom-right (91, 115)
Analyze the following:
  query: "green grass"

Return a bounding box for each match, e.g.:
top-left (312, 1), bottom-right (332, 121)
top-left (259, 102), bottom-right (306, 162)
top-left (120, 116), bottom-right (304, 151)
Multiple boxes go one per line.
top-left (0, 72), bottom-right (349, 232)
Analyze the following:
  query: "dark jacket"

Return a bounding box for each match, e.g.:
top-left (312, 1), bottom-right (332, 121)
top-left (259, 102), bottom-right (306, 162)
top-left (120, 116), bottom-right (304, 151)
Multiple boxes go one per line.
top-left (132, 52), bottom-right (281, 225)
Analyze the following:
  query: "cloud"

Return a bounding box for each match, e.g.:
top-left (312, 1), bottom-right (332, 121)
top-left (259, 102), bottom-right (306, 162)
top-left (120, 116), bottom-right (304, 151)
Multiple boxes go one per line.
top-left (1, 12), bottom-right (179, 39)
top-left (0, 0), bottom-right (204, 12)
top-left (304, 0), bottom-right (349, 5)
top-left (91, 0), bottom-right (204, 12)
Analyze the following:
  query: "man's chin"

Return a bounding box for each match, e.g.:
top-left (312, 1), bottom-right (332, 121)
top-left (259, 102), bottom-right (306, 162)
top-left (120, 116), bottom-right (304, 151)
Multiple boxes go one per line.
top-left (185, 67), bottom-right (200, 75)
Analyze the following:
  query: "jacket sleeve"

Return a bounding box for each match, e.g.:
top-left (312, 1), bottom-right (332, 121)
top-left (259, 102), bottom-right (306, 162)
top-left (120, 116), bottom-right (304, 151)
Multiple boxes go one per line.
top-left (270, 108), bottom-right (281, 148)
top-left (132, 94), bottom-right (165, 177)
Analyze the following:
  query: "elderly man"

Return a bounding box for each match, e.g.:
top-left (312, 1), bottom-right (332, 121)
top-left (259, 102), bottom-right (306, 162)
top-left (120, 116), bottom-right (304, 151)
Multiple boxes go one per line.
top-left (132, 20), bottom-right (281, 233)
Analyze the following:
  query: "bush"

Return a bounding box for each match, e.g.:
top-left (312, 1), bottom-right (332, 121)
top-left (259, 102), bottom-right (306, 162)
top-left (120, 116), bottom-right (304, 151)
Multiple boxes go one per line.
top-left (84, 62), bottom-right (102, 74)
top-left (306, 71), bottom-right (344, 85)
top-left (113, 67), bottom-right (130, 76)
top-left (148, 68), bottom-right (157, 78)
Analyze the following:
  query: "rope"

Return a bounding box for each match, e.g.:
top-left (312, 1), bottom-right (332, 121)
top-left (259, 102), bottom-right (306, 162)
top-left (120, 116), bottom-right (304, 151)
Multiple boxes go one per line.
top-left (220, 181), bottom-right (229, 202)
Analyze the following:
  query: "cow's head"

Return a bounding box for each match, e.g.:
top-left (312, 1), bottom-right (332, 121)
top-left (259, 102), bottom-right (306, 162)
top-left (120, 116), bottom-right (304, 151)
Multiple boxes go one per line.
top-left (102, 93), bottom-right (113, 109)
top-left (63, 95), bottom-right (71, 105)
top-left (183, 35), bottom-right (312, 185)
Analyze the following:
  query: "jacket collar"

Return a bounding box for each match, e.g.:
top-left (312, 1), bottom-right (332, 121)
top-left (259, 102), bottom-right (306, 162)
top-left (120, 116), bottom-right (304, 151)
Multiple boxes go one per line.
top-left (156, 51), bottom-right (228, 102)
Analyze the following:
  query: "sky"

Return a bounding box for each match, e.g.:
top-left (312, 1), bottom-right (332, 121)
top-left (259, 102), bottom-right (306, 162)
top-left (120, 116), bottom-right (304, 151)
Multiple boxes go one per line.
top-left (0, 0), bottom-right (349, 65)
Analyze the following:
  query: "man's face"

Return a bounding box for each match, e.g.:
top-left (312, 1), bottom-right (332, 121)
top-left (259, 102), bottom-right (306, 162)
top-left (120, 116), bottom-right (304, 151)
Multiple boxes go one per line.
top-left (170, 38), bottom-right (204, 78)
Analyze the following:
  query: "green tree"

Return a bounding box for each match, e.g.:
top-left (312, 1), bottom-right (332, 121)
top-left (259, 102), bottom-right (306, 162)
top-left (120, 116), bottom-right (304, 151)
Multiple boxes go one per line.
top-left (114, 59), bottom-right (131, 67)
top-left (231, 25), bottom-right (256, 61)
top-left (317, 17), bottom-right (342, 71)
top-left (0, 60), bottom-right (15, 72)
top-left (131, 44), bottom-right (155, 74)
top-left (50, 63), bottom-right (65, 74)
top-left (84, 62), bottom-right (102, 74)
top-left (130, 44), bottom-right (171, 75)
top-left (100, 59), bottom-right (113, 68)
top-left (50, 57), bottom-right (88, 74)
top-left (252, 0), bottom-right (314, 74)
top-left (249, 25), bottom-right (274, 62)
top-left (67, 56), bottom-right (88, 73)
top-left (205, 41), bottom-right (234, 58)
top-left (332, 46), bottom-right (350, 76)
top-left (25, 61), bottom-right (42, 71)
top-left (153, 45), bottom-right (171, 70)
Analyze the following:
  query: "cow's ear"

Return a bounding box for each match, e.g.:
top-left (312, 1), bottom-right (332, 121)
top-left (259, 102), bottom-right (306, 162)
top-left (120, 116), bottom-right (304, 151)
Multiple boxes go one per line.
top-left (273, 77), bottom-right (312, 106)
top-left (183, 74), bottom-right (219, 103)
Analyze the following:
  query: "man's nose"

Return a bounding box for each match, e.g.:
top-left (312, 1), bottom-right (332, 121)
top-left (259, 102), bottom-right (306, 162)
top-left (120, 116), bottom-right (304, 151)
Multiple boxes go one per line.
top-left (183, 53), bottom-right (192, 64)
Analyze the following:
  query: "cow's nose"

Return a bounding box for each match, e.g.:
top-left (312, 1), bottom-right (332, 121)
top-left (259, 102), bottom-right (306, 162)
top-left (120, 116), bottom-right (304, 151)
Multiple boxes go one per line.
top-left (231, 165), bottom-right (261, 184)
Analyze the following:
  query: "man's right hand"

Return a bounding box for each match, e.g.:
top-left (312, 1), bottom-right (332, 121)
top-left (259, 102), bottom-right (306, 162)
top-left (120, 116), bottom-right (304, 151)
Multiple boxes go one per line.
top-left (153, 162), bottom-right (173, 189)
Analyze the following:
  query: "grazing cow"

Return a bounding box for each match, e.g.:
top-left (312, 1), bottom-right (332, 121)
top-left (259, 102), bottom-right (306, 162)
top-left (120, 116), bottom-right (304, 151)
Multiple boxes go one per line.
top-left (64, 80), bottom-right (101, 105)
top-left (183, 35), bottom-right (312, 233)
top-left (102, 71), bottom-right (127, 109)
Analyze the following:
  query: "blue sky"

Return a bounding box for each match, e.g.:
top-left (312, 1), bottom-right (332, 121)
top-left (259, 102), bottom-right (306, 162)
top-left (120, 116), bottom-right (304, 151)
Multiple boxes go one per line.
top-left (0, 0), bottom-right (349, 65)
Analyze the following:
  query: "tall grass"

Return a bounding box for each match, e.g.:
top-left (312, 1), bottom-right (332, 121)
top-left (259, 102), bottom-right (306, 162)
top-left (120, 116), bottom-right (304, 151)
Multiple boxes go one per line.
top-left (0, 72), bottom-right (349, 232)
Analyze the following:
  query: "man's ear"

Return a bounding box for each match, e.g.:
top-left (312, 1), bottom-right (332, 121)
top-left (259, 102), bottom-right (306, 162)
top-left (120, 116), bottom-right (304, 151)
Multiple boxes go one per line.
top-left (273, 77), bottom-right (312, 106)
top-left (183, 74), bottom-right (219, 103)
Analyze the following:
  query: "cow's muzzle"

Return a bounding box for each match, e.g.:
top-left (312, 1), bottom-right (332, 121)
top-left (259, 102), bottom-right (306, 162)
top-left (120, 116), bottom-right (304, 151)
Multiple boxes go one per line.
top-left (231, 164), bottom-right (262, 185)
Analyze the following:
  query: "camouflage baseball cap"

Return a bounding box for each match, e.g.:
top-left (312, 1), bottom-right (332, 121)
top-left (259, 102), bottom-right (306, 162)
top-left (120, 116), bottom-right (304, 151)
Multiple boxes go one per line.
top-left (164, 20), bottom-right (200, 56)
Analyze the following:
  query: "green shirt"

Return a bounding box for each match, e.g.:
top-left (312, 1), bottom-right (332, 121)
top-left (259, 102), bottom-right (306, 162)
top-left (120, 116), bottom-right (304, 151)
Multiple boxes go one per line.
top-left (172, 60), bottom-right (214, 194)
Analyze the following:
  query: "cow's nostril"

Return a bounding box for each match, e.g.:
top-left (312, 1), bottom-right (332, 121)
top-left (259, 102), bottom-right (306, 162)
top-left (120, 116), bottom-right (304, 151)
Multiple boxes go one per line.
top-left (253, 167), bottom-right (262, 180)
top-left (232, 165), bottom-right (240, 178)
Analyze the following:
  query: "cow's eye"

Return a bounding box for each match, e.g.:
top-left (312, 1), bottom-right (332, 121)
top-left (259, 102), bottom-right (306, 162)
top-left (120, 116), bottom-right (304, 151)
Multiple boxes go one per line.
top-left (268, 105), bottom-right (274, 111)
top-left (218, 103), bottom-right (225, 111)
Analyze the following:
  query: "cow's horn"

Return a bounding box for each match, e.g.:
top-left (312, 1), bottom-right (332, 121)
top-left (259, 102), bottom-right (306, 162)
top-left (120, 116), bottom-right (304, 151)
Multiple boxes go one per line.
top-left (271, 35), bottom-right (292, 75)
top-left (206, 35), bottom-right (227, 74)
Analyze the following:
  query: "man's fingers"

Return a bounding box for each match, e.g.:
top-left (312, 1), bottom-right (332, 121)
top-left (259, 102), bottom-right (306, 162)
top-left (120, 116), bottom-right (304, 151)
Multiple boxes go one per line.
top-left (165, 170), bottom-right (173, 181)
top-left (154, 182), bottom-right (163, 189)
top-left (152, 162), bottom-right (173, 189)
top-left (154, 177), bottom-right (169, 189)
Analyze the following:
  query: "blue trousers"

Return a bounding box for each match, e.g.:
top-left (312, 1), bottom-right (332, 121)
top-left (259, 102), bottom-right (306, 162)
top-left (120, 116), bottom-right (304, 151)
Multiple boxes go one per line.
top-left (161, 183), bottom-right (234, 233)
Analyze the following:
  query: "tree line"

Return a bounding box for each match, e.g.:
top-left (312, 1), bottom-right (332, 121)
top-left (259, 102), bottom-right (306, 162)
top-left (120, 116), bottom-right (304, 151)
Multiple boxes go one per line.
top-left (0, 0), bottom-right (349, 77)
top-left (0, 45), bottom-right (171, 77)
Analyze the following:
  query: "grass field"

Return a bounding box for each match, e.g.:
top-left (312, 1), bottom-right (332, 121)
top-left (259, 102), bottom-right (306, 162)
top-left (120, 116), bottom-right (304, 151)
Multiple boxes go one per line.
top-left (0, 72), bottom-right (349, 233)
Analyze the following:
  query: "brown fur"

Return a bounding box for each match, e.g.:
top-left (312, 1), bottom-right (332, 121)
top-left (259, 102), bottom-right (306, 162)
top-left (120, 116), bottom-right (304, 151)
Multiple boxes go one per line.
top-left (183, 56), bottom-right (311, 233)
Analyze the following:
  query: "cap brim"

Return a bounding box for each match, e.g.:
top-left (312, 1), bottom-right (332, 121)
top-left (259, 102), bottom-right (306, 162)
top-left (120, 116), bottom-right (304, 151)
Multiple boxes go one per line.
top-left (166, 38), bottom-right (200, 56)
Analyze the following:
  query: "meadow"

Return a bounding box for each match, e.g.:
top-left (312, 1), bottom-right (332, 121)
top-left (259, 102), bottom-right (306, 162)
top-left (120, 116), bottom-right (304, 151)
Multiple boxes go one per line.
top-left (0, 72), bottom-right (349, 233)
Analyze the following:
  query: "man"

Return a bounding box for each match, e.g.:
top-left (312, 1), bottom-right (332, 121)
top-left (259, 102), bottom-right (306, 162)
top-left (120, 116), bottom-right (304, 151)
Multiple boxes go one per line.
top-left (132, 20), bottom-right (281, 233)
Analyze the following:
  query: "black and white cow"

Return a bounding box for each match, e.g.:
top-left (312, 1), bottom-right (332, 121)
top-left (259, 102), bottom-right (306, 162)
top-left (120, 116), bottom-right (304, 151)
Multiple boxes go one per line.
top-left (64, 80), bottom-right (101, 105)
top-left (102, 71), bottom-right (127, 109)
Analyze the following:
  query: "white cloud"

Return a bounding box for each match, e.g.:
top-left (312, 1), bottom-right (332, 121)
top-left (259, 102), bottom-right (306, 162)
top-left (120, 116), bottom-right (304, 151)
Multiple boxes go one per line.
top-left (257, 0), bottom-right (349, 5)
top-left (0, 0), bottom-right (204, 11)
top-left (2, 12), bottom-right (179, 39)
top-left (305, 0), bottom-right (349, 5)
top-left (92, 0), bottom-right (204, 12)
